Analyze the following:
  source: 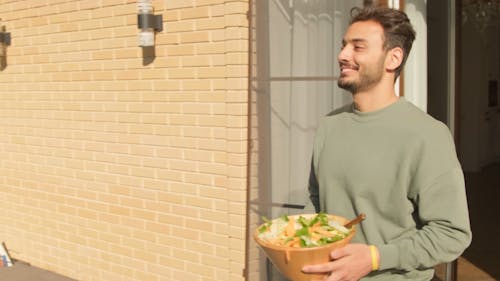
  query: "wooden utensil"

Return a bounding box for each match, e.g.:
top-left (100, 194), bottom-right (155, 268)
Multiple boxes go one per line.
top-left (344, 213), bottom-right (366, 228)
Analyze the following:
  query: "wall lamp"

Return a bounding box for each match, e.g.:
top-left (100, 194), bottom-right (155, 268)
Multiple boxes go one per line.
top-left (137, 0), bottom-right (163, 47)
top-left (0, 22), bottom-right (11, 71)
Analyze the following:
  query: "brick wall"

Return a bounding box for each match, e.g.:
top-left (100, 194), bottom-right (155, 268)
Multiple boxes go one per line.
top-left (0, 1), bottom-right (249, 280)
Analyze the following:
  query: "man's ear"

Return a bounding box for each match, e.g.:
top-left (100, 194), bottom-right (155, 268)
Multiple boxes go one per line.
top-left (385, 47), bottom-right (404, 72)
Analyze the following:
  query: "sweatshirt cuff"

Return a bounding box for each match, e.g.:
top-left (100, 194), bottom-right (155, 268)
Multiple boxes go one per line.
top-left (376, 244), bottom-right (399, 270)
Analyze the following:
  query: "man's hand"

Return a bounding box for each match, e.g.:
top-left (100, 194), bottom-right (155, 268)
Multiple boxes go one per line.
top-left (301, 244), bottom-right (376, 281)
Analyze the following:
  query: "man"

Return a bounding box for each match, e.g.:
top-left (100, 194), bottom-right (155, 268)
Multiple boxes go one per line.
top-left (302, 7), bottom-right (472, 281)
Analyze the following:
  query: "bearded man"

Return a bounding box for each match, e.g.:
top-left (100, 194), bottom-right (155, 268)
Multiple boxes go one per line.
top-left (303, 7), bottom-right (472, 281)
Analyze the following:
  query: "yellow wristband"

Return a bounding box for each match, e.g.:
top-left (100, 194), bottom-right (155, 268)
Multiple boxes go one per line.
top-left (369, 245), bottom-right (379, 271)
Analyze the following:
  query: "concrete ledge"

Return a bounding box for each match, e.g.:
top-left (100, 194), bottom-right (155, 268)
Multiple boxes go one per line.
top-left (0, 261), bottom-right (76, 281)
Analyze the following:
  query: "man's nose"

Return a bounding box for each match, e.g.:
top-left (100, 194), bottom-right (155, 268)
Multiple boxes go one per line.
top-left (338, 47), bottom-right (350, 62)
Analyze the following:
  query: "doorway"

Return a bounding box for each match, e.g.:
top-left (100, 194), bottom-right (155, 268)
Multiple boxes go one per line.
top-left (427, 0), bottom-right (500, 280)
top-left (458, 0), bottom-right (500, 278)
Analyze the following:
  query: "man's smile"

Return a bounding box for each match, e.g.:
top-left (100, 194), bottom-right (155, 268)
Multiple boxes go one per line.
top-left (340, 63), bottom-right (359, 75)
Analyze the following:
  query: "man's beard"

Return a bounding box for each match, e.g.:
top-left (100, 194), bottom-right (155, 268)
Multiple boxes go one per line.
top-left (337, 57), bottom-right (385, 93)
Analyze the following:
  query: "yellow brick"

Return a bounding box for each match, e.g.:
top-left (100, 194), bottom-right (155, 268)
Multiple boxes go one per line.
top-left (58, 1), bottom-right (79, 13)
top-left (133, 249), bottom-right (158, 264)
top-left (210, 29), bottom-right (225, 42)
top-left (146, 264), bottom-right (173, 279)
top-left (181, 55), bottom-right (211, 67)
top-left (92, 50), bottom-right (113, 60)
top-left (122, 237), bottom-right (146, 252)
top-left (195, 17), bottom-right (225, 30)
top-left (108, 185), bottom-right (132, 196)
top-left (211, 54), bottom-right (226, 65)
top-left (79, 19), bottom-right (102, 31)
top-left (131, 208), bottom-right (156, 220)
top-left (166, 67), bottom-right (196, 79)
top-left (224, 1), bottom-right (248, 14)
top-left (109, 205), bottom-right (131, 216)
top-left (180, 31), bottom-right (210, 43)
top-left (198, 232), bottom-right (228, 247)
top-left (182, 79), bottom-right (212, 90)
top-left (226, 26), bottom-right (248, 40)
top-left (60, 22), bottom-right (79, 32)
top-left (225, 14), bottom-right (248, 27)
top-left (161, 9), bottom-right (179, 22)
top-left (121, 216), bottom-right (146, 229)
top-left (199, 186), bottom-right (227, 200)
top-left (114, 48), bottom-right (140, 59)
top-left (145, 221), bottom-right (169, 233)
top-left (142, 156), bottom-right (168, 168)
top-left (165, 44), bottom-right (195, 56)
top-left (90, 28), bottom-right (111, 40)
top-left (91, 6), bottom-right (114, 19)
top-left (112, 4), bottom-right (134, 16)
top-left (156, 33), bottom-right (180, 45)
top-left (140, 69), bottom-right (165, 79)
top-left (197, 0), bottom-right (225, 5)
top-left (198, 66), bottom-right (226, 78)
top-left (165, 21), bottom-right (194, 33)
top-left (185, 196), bottom-right (214, 209)
top-left (166, 0), bottom-right (195, 9)
top-left (181, 6), bottom-right (210, 20)
top-left (143, 179), bottom-right (166, 191)
top-left (159, 256), bottom-right (184, 269)
top-left (184, 174), bottom-right (213, 185)
top-left (198, 116), bottom-right (226, 127)
top-left (113, 26), bottom-right (136, 38)
top-left (209, 3), bottom-right (225, 17)
top-left (131, 187), bottom-right (156, 200)
top-left (134, 270), bottom-right (159, 281)
top-left (75, 208), bottom-right (97, 222)
top-left (133, 229), bottom-right (157, 242)
top-left (110, 263), bottom-right (134, 276)
top-left (128, 81), bottom-right (154, 90)
top-left (67, 10), bottom-right (91, 22)
top-left (101, 16), bottom-right (125, 28)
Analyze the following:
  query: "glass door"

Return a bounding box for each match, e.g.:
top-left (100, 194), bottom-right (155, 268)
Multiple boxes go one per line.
top-left (247, 0), bottom-right (363, 280)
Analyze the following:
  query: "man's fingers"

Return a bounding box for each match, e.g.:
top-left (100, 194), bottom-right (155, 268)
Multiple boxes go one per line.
top-left (330, 246), bottom-right (348, 260)
top-left (302, 263), bottom-right (333, 273)
top-left (302, 246), bottom-right (352, 273)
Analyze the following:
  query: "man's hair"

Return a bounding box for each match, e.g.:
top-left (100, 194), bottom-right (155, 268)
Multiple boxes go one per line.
top-left (350, 7), bottom-right (416, 78)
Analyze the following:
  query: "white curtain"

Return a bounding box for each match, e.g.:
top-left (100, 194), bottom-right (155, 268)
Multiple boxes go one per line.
top-left (267, 0), bottom-right (359, 216)
top-left (403, 0), bottom-right (428, 112)
top-left (248, 1), bottom-right (364, 280)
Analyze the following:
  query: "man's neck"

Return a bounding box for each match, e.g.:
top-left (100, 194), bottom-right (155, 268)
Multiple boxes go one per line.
top-left (352, 84), bottom-right (399, 112)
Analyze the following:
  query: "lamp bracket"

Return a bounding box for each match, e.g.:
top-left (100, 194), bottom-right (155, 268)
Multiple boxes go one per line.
top-left (137, 14), bottom-right (163, 32)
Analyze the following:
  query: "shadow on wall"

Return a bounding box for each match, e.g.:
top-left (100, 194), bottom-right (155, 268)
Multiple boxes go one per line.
top-left (142, 46), bottom-right (155, 65)
top-left (0, 48), bottom-right (6, 71)
top-left (0, 24), bottom-right (10, 71)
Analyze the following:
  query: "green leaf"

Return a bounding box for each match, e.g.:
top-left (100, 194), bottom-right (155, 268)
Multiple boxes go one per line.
top-left (297, 216), bottom-right (309, 227)
top-left (295, 226), bottom-right (309, 237)
top-left (258, 224), bottom-right (268, 233)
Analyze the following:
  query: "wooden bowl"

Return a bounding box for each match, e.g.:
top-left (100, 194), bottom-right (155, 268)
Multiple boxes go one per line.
top-left (253, 214), bottom-right (356, 281)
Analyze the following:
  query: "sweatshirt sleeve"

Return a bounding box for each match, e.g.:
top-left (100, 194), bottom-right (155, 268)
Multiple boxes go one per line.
top-left (378, 167), bottom-right (472, 270)
top-left (378, 124), bottom-right (472, 270)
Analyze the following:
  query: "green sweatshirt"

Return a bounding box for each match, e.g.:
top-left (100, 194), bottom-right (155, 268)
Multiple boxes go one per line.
top-left (308, 98), bottom-right (472, 280)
